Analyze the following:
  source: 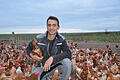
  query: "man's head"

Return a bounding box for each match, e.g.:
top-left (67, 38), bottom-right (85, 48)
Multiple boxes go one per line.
top-left (47, 16), bottom-right (60, 35)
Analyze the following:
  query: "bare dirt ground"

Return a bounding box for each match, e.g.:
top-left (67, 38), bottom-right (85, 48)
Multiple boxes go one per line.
top-left (68, 40), bottom-right (120, 57)
top-left (68, 40), bottom-right (120, 48)
top-left (77, 41), bottom-right (119, 50)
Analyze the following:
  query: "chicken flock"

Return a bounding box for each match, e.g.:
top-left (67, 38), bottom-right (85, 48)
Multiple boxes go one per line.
top-left (0, 39), bottom-right (120, 80)
top-left (68, 41), bottom-right (120, 80)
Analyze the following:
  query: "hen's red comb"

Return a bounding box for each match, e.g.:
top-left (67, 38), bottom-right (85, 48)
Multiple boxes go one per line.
top-left (35, 71), bottom-right (40, 76)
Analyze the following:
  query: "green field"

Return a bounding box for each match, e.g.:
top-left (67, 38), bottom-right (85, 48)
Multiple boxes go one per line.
top-left (62, 31), bottom-right (120, 42)
top-left (0, 31), bottom-right (120, 42)
top-left (64, 35), bottom-right (120, 42)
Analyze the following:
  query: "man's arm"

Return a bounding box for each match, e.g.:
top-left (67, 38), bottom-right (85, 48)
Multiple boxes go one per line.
top-left (26, 40), bottom-right (43, 62)
top-left (52, 40), bottom-right (72, 64)
top-left (26, 40), bottom-right (33, 57)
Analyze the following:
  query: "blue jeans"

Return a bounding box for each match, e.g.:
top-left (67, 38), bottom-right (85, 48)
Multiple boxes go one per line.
top-left (30, 58), bottom-right (72, 80)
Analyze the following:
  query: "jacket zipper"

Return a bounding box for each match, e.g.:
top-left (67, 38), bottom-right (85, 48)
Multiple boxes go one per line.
top-left (47, 42), bottom-right (50, 56)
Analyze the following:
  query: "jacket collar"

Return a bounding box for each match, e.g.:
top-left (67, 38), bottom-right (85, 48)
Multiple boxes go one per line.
top-left (45, 31), bottom-right (59, 39)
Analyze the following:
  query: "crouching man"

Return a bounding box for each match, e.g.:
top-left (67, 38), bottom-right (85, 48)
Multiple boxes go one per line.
top-left (26, 16), bottom-right (72, 80)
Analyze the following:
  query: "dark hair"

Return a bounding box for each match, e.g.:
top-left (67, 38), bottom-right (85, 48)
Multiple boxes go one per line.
top-left (47, 16), bottom-right (60, 27)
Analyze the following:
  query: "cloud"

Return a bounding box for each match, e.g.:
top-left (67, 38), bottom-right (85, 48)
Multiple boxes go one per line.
top-left (0, 0), bottom-right (120, 33)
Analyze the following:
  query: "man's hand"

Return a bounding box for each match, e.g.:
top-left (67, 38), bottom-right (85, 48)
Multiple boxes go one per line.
top-left (43, 56), bottom-right (53, 72)
top-left (30, 53), bottom-right (43, 62)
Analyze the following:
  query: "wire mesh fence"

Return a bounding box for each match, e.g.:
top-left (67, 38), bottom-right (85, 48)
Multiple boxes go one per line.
top-left (0, 34), bottom-right (38, 41)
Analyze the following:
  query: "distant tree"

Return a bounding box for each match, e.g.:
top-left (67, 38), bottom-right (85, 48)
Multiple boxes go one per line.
top-left (12, 32), bottom-right (15, 35)
top-left (105, 29), bottom-right (109, 34)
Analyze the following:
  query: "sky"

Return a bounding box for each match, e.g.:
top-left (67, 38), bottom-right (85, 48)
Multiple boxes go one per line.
top-left (0, 0), bottom-right (120, 34)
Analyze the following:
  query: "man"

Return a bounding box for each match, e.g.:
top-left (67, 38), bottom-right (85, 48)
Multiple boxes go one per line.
top-left (26, 16), bottom-right (72, 80)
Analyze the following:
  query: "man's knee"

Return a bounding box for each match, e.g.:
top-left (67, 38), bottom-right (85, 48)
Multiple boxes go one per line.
top-left (59, 58), bottom-right (72, 79)
top-left (62, 58), bottom-right (72, 69)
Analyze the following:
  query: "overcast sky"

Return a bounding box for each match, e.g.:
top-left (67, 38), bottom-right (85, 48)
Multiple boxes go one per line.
top-left (0, 0), bottom-right (120, 34)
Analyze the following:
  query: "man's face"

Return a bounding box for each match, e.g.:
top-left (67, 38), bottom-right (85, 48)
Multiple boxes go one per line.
top-left (47, 19), bottom-right (59, 35)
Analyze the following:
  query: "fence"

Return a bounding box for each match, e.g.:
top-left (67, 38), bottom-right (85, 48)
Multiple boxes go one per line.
top-left (0, 34), bottom-right (38, 41)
